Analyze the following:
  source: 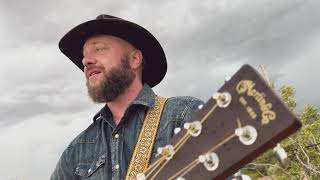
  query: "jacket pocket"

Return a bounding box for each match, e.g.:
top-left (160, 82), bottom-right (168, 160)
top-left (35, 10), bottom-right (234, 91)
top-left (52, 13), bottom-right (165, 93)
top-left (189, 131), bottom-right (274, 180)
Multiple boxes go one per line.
top-left (74, 153), bottom-right (107, 178)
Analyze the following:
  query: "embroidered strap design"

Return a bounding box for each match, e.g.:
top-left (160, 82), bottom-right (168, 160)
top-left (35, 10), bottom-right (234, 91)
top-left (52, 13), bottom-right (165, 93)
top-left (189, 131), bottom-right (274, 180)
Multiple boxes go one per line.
top-left (125, 96), bottom-right (167, 180)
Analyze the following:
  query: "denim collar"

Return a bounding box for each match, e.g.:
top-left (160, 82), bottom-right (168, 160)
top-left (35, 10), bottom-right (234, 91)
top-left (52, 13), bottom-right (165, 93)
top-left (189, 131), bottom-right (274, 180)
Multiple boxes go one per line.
top-left (93, 84), bottom-right (156, 122)
top-left (131, 84), bottom-right (156, 107)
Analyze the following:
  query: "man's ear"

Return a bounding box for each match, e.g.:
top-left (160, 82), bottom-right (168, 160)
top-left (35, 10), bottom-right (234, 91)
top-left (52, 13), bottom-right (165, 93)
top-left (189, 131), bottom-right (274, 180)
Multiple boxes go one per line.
top-left (129, 50), bottom-right (143, 70)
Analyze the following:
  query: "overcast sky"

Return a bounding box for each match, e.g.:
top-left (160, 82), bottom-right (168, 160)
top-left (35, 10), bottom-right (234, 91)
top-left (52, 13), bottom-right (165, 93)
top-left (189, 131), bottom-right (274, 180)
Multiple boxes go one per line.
top-left (0, 0), bottom-right (319, 179)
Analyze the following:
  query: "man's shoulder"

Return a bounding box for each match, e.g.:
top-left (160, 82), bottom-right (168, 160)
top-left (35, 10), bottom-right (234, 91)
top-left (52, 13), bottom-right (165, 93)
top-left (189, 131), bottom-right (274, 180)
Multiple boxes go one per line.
top-left (166, 96), bottom-right (203, 104)
top-left (155, 96), bottom-right (204, 140)
top-left (160, 95), bottom-right (204, 122)
top-left (67, 120), bottom-right (102, 148)
top-left (164, 96), bottom-right (204, 112)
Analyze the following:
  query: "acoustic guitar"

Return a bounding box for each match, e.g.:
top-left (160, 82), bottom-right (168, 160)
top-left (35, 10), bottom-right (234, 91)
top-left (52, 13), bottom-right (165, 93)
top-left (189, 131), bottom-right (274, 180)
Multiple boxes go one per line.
top-left (139, 64), bottom-right (301, 180)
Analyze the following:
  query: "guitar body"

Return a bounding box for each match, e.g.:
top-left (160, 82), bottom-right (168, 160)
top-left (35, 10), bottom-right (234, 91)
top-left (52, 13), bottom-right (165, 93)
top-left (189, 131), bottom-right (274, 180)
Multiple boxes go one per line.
top-left (145, 65), bottom-right (301, 180)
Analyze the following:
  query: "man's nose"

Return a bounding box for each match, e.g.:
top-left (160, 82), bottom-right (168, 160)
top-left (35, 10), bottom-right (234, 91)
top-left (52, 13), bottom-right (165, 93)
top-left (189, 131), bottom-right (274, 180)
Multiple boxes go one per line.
top-left (82, 54), bottom-right (97, 67)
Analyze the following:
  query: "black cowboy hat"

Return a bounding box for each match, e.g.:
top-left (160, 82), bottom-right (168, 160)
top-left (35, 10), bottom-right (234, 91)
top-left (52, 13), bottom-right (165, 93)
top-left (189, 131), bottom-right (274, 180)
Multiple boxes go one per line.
top-left (59, 14), bottom-right (167, 87)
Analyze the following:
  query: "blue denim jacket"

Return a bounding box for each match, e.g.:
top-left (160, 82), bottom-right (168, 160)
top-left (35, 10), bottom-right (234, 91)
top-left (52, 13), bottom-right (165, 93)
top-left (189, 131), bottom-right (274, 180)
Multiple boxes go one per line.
top-left (51, 84), bottom-right (203, 180)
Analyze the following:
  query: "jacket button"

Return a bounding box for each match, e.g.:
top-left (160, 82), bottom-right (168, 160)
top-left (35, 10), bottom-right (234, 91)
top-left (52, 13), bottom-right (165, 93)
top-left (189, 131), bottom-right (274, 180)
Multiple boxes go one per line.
top-left (114, 134), bottom-right (119, 138)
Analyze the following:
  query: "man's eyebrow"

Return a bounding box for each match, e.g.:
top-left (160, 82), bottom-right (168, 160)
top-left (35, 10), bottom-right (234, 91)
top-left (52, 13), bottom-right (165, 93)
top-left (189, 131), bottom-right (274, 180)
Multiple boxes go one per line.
top-left (90, 41), bottom-right (108, 46)
top-left (83, 41), bottom-right (108, 53)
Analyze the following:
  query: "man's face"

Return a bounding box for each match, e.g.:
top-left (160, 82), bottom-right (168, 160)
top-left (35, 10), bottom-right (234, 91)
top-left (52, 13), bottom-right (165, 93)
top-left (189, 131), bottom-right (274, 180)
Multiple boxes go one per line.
top-left (82, 35), bottom-right (136, 103)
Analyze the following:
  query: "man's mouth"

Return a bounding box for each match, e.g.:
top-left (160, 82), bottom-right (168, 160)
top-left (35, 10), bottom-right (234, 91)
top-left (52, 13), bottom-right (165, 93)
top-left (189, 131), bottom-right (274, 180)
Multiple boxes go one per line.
top-left (87, 69), bottom-right (102, 80)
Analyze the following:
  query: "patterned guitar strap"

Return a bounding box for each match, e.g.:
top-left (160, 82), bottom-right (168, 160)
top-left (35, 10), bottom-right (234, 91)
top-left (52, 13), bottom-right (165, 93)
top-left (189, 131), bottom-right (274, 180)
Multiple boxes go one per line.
top-left (125, 96), bottom-right (167, 180)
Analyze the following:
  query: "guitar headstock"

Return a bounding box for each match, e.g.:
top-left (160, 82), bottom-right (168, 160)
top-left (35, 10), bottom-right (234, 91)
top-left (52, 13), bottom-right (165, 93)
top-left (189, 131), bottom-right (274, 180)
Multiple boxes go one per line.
top-left (143, 64), bottom-right (301, 180)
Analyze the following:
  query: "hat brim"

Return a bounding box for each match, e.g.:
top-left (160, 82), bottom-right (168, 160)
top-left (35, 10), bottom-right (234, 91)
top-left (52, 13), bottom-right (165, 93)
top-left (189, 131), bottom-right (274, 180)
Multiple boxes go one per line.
top-left (59, 18), bottom-right (167, 87)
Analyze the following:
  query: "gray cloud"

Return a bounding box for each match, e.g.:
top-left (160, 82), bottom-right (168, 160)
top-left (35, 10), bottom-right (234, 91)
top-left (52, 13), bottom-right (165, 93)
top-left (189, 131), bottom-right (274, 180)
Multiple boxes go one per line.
top-left (0, 81), bottom-right (92, 127)
top-left (0, 0), bottom-right (319, 179)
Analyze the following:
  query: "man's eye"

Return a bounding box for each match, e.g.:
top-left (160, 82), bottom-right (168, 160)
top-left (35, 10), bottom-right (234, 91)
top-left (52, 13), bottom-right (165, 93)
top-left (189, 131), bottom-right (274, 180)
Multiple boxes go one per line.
top-left (95, 47), bottom-right (106, 52)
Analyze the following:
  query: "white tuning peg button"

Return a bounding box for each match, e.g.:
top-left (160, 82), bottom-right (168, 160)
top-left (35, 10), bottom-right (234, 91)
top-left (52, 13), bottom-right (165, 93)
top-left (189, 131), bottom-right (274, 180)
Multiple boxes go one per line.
top-left (183, 121), bottom-right (202, 137)
top-left (212, 92), bottom-right (232, 108)
top-left (156, 145), bottom-right (174, 160)
top-left (174, 127), bottom-right (181, 134)
top-left (273, 144), bottom-right (289, 167)
top-left (136, 173), bottom-right (146, 180)
top-left (198, 152), bottom-right (219, 171)
top-left (235, 125), bottom-right (257, 145)
top-left (225, 76), bottom-right (231, 82)
top-left (176, 177), bottom-right (186, 180)
top-left (231, 171), bottom-right (252, 180)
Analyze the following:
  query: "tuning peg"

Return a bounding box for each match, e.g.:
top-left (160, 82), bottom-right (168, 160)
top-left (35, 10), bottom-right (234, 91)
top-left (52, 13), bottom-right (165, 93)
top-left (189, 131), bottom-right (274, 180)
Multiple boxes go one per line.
top-left (176, 177), bottom-right (186, 180)
top-left (198, 152), bottom-right (219, 171)
top-left (184, 121), bottom-right (202, 137)
top-left (230, 171), bottom-right (251, 180)
top-left (198, 104), bottom-right (204, 110)
top-left (212, 92), bottom-right (232, 108)
top-left (174, 127), bottom-right (181, 135)
top-left (157, 145), bottom-right (174, 160)
top-left (136, 173), bottom-right (146, 180)
top-left (273, 144), bottom-right (289, 167)
top-left (235, 125), bottom-right (258, 145)
top-left (225, 76), bottom-right (231, 83)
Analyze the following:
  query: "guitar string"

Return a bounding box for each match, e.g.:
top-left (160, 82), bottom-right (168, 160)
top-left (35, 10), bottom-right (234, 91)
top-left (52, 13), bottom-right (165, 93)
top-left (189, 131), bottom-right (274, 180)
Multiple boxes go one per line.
top-left (144, 156), bottom-right (166, 179)
top-left (148, 103), bottom-right (219, 178)
top-left (206, 133), bottom-right (236, 155)
top-left (237, 117), bottom-right (242, 128)
top-left (147, 134), bottom-right (191, 180)
top-left (142, 153), bottom-right (165, 173)
top-left (173, 103), bottom-right (218, 154)
top-left (168, 113), bottom-right (242, 178)
top-left (168, 114), bottom-right (241, 179)
top-left (143, 104), bottom-right (218, 179)
top-left (167, 159), bottom-right (199, 180)
top-left (168, 115), bottom-right (240, 179)
top-left (149, 158), bottom-right (171, 180)
top-left (172, 160), bottom-right (199, 180)
top-left (200, 104), bottom-right (218, 123)
top-left (168, 133), bottom-right (236, 179)
top-left (142, 133), bottom-right (190, 176)
top-left (174, 134), bottom-right (191, 155)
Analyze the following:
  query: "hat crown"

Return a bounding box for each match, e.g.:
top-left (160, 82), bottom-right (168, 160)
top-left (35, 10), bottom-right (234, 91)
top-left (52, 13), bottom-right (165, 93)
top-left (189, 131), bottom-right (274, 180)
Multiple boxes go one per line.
top-left (96, 14), bottom-right (120, 20)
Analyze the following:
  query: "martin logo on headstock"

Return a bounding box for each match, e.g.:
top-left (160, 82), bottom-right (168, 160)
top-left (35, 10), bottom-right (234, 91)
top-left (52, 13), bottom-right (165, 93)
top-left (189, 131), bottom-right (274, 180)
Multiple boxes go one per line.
top-left (138, 65), bottom-right (301, 180)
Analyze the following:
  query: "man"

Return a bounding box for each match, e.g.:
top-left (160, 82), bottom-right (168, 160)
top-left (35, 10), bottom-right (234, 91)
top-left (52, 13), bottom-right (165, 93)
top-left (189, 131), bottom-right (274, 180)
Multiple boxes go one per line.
top-left (51, 14), bottom-right (203, 180)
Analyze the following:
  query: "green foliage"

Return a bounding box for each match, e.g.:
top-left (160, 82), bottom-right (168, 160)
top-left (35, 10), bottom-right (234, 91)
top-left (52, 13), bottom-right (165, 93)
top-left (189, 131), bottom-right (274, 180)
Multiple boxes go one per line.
top-left (279, 86), bottom-right (297, 110)
top-left (241, 85), bottom-right (320, 179)
top-left (300, 104), bottom-right (320, 124)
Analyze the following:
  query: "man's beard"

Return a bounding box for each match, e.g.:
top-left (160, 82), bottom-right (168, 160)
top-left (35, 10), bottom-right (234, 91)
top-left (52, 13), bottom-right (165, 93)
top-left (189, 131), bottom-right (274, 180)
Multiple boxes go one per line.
top-left (86, 55), bottom-right (136, 103)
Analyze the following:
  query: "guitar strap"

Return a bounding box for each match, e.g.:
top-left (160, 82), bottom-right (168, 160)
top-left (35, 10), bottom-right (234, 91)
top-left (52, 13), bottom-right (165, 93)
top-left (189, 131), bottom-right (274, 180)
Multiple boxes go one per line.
top-left (125, 95), bottom-right (168, 180)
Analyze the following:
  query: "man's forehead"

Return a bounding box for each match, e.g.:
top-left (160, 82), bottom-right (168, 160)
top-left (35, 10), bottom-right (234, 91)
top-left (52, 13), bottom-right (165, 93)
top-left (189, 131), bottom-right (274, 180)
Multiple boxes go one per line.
top-left (84, 35), bottom-right (115, 47)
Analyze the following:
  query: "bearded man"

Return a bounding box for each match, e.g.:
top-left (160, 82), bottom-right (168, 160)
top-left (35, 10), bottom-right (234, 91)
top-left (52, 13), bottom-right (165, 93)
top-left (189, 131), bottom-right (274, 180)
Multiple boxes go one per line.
top-left (51, 14), bottom-right (203, 180)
